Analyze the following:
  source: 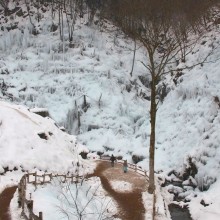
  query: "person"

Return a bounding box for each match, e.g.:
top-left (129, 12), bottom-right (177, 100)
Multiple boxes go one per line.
top-left (123, 160), bottom-right (128, 173)
top-left (110, 154), bottom-right (116, 167)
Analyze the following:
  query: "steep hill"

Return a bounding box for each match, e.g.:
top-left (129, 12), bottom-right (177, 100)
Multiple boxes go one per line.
top-left (0, 101), bottom-right (90, 174)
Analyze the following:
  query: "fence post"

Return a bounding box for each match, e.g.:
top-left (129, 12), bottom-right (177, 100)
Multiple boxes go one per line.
top-left (35, 172), bottom-right (37, 185)
top-left (76, 173), bottom-right (79, 183)
top-left (71, 174), bottom-right (74, 183)
top-left (27, 173), bottom-right (30, 183)
top-left (18, 183), bottom-right (22, 208)
top-left (24, 175), bottom-right (27, 190)
top-left (39, 211), bottom-right (43, 220)
top-left (21, 184), bottom-right (25, 212)
top-left (43, 173), bottom-right (45, 184)
top-left (29, 200), bottom-right (33, 220)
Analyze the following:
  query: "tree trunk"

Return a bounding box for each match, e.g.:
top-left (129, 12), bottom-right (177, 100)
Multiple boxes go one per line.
top-left (148, 75), bottom-right (156, 194)
top-left (130, 39), bottom-right (136, 77)
top-left (78, 111), bottom-right (81, 132)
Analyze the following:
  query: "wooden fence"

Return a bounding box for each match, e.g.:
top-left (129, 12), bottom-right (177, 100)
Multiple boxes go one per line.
top-left (17, 172), bottom-right (83, 220)
top-left (18, 174), bottom-right (43, 220)
top-left (17, 159), bottom-right (152, 220)
top-left (100, 155), bottom-right (155, 219)
top-left (100, 156), bottom-right (149, 181)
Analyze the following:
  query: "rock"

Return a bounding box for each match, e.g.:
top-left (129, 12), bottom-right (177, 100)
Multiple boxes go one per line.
top-left (182, 157), bottom-right (198, 180)
top-left (30, 108), bottom-right (49, 118)
top-left (38, 132), bottom-right (48, 140)
top-left (132, 155), bottom-right (145, 164)
top-left (80, 151), bottom-right (88, 159)
top-left (97, 151), bottom-right (104, 156)
top-left (117, 156), bottom-right (123, 160)
top-left (200, 199), bottom-right (209, 207)
top-left (50, 23), bottom-right (58, 32)
top-left (183, 176), bottom-right (197, 188)
top-left (88, 125), bottom-right (100, 131)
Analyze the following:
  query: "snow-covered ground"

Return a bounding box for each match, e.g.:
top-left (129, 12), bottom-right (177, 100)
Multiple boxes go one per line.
top-left (0, 100), bottom-right (96, 199)
top-left (0, 101), bottom-right (93, 174)
top-left (0, 1), bottom-right (148, 158)
top-left (1, 0), bottom-right (220, 219)
top-left (10, 177), bottom-right (118, 220)
top-left (110, 180), bottom-right (133, 192)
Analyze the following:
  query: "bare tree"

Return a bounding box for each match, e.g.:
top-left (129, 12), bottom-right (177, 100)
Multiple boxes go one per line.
top-left (55, 177), bottom-right (114, 220)
top-left (63, 0), bottom-right (77, 42)
top-left (101, 0), bottom-right (218, 194)
top-left (24, 0), bottom-right (36, 30)
top-left (0, 0), bottom-right (9, 15)
top-left (58, 1), bottom-right (64, 40)
top-left (130, 39), bottom-right (136, 77)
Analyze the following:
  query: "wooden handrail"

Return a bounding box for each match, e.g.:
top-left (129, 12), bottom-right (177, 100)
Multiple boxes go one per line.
top-left (18, 172), bottom-right (83, 220)
top-left (18, 158), bottom-right (149, 220)
top-left (100, 156), bottom-right (149, 180)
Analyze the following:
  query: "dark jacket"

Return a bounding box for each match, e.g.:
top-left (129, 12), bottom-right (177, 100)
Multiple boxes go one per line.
top-left (110, 155), bottom-right (116, 162)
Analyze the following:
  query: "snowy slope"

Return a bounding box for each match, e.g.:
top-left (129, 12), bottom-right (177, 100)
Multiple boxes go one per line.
top-left (1, 0), bottom-right (220, 178)
top-left (0, 0), bottom-right (149, 159)
top-left (0, 101), bottom-right (91, 174)
top-left (1, 1), bottom-right (220, 219)
top-left (155, 46), bottom-right (220, 219)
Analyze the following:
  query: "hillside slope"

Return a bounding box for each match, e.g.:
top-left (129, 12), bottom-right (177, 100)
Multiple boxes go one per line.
top-left (0, 0), bottom-right (149, 158)
top-left (0, 101), bottom-right (91, 174)
top-left (1, 1), bottom-right (220, 219)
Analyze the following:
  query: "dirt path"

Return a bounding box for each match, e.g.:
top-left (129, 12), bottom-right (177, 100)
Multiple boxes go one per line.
top-left (0, 186), bottom-right (17, 220)
top-left (0, 162), bottom-right (147, 220)
top-left (90, 161), bottom-right (148, 220)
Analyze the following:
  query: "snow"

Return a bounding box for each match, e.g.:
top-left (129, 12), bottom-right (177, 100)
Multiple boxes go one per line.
top-left (0, 1), bottom-right (148, 161)
top-left (142, 192), bottom-right (154, 220)
top-left (0, 101), bottom-right (94, 174)
top-left (0, 100), bottom-right (97, 199)
top-left (0, 170), bottom-right (21, 194)
top-left (30, 107), bottom-right (48, 113)
top-left (110, 180), bottom-right (133, 192)
top-left (87, 152), bottom-right (100, 160)
top-left (10, 177), bottom-right (119, 220)
top-left (1, 0), bottom-right (220, 219)
top-left (183, 176), bottom-right (197, 187)
top-left (189, 179), bottom-right (220, 220)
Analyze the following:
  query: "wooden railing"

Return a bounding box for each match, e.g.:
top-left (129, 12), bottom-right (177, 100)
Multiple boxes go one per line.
top-left (18, 174), bottom-right (43, 220)
top-left (18, 172), bottom-right (83, 220)
top-left (100, 156), bottom-right (155, 219)
top-left (17, 159), bottom-right (151, 220)
top-left (100, 156), bottom-right (149, 181)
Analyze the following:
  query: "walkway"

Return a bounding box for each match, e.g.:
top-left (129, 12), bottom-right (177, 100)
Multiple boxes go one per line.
top-left (0, 161), bottom-right (148, 220)
top-left (90, 161), bottom-right (148, 220)
top-left (0, 186), bottom-right (17, 220)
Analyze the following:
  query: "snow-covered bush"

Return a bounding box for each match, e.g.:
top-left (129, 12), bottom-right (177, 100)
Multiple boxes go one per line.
top-left (54, 177), bottom-right (116, 220)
